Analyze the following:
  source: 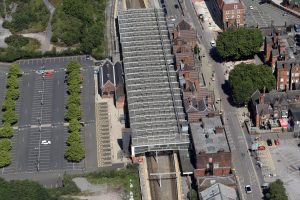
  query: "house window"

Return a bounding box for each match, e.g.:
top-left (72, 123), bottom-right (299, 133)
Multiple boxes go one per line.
top-left (226, 15), bottom-right (229, 19)
top-left (232, 10), bottom-right (235, 14)
top-left (226, 11), bottom-right (230, 14)
top-left (214, 163), bottom-right (219, 168)
top-left (280, 84), bottom-right (284, 89)
top-left (280, 78), bottom-right (284, 82)
top-left (237, 10), bottom-right (240, 14)
top-left (237, 19), bottom-right (240, 23)
top-left (237, 15), bottom-right (240, 18)
top-left (296, 73), bottom-right (299, 77)
top-left (232, 15), bottom-right (234, 19)
top-left (292, 73), bottom-right (295, 77)
top-left (234, 5), bottom-right (238, 9)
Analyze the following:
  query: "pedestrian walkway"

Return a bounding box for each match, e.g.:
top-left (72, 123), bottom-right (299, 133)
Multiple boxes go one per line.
top-left (140, 157), bottom-right (152, 200)
top-left (95, 102), bottom-right (112, 167)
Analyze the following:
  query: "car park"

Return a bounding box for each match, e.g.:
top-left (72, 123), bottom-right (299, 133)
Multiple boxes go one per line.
top-left (245, 185), bottom-right (252, 193)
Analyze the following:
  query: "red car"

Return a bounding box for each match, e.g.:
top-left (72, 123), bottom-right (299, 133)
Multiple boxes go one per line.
top-left (258, 146), bottom-right (266, 151)
top-left (44, 71), bottom-right (53, 77)
top-left (274, 139), bottom-right (280, 146)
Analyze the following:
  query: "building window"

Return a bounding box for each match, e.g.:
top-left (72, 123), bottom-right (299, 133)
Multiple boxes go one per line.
top-left (280, 84), bottom-right (284, 89)
top-left (214, 163), bottom-right (219, 168)
top-left (232, 15), bottom-right (234, 19)
top-left (226, 15), bottom-right (229, 19)
top-left (237, 10), bottom-right (240, 14)
top-left (237, 19), bottom-right (240, 23)
top-left (232, 10), bottom-right (235, 14)
top-left (237, 15), bottom-right (240, 18)
top-left (234, 5), bottom-right (238, 9)
top-left (287, 71), bottom-right (290, 76)
top-left (296, 73), bottom-right (299, 77)
top-left (226, 11), bottom-right (230, 14)
top-left (292, 73), bottom-right (295, 77)
top-left (280, 78), bottom-right (284, 82)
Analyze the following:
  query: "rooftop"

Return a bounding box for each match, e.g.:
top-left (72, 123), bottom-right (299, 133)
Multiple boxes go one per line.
top-left (223, 0), bottom-right (240, 4)
top-left (199, 183), bottom-right (238, 200)
top-left (118, 8), bottom-right (189, 154)
top-left (190, 117), bottom-right (230, 154)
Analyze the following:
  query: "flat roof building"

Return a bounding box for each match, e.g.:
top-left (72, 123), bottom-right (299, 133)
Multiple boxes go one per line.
top-left (118, 9), bottom-right (189, 156)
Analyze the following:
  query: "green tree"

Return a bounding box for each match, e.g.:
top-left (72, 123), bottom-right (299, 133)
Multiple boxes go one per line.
top-left (229, 63), bottom-right (276, 105)
top-left (216, 28), bottom-right (263, 60)
top-left (9, 64), bottom-right (23, 77)
top-left (0, 150), bottom-right (11, 167)
top-left (2, 98), bottom-right (16, 111)
top-left (6, 88), bottom-right (20, 100)
top-left (0, 139), bottom-right (12, 151)
top-left (6, 76), bottom-right (19, 89)
top-left (66, 60), bottom-right (81, 75)
top-left (68, 119), bottom-right (81, 133)
top-left (266, 179), bottom-right (288, 200)
top-left (67, 94), bottom-right (80, 106)
top-left (0, 124), bottom-right (14, 138)
top-left (65, 143), bottom-right (85, 162)
top-left (2, 110), bottom-right (18, 125)
top-left (65, 103), bottom-right (81, 121)
top-left (66, 131), bottom-right (81, 145)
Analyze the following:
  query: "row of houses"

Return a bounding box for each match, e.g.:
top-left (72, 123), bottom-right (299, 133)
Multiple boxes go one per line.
top-left (171, 20), bottom-right (237, 199)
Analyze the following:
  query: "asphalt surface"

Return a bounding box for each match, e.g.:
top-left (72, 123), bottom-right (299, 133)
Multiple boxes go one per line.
top-left (243, 0), bottom-right (300, 27)
top-left (183, 1), bottom-right (263, 199)
top-left (0, 56), bottom-right (97, 177)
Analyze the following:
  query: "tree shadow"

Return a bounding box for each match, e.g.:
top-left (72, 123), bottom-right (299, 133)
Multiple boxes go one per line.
top-left (220, 80), bottom-right (243, 108)
top-left (209, 48), bottom-right (222, 63)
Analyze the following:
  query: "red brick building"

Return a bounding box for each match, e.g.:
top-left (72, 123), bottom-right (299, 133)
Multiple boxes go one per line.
top-left (190, 116), bottom-right (231, 177)
top-left (264, 27), bottom-right (300, 91)
top-left (98, 60), bottom-right (125, 109)
top-left (216, 0), bottom-right (245, 28)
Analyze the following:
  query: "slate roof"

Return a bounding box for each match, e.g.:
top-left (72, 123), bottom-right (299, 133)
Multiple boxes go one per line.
top-left (99, 60), bottom-right (114, 88)
top-left (199, 183), bottom-right (238, 200)
top-left (114, 61), bottom-right (124, 86)
top-left (177, 19), bottom-right (191, 31)
top-left (190, 117), bottom-right (230, 154)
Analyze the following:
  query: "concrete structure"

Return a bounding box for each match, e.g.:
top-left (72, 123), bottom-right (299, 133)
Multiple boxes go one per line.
top-left (190, 116), bottom-right (231, 177)
top-left (264, 28), bottom-right (300, 90)
top-left (215, 0), bottom-right (245, 28)
top-left (199, 183), bottom-right (238, 200)
top-left (118, 9), bottom-right (189, 156)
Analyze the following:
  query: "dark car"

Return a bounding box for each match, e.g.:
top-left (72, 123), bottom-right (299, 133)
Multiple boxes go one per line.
top-left (175, 4), bottom-right (179, 9)
top-left (267, 139), bottom-right (273, 146)
top-left (297, 143), bottom-right (300, 147)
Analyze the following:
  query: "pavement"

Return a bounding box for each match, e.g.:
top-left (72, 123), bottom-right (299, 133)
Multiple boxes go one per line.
top-left (184, 1), bottom-right (263, 199)
top-left (243, 0), bottom-right (300, 27)
top-left (0, 56), bottom-right (97, 179)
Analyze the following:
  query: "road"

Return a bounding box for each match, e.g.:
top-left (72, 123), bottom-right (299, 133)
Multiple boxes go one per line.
top-left (185, 0), bottom-right (262, 199)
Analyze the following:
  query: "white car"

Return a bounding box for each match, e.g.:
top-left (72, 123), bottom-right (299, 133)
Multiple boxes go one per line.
top-left (245, 185), bottom-right (252, 193)
top-left (41, 140), bottom-right (51, 145)
top-left (210, 40), bottom-right (216, 47)
top-left (249, 6), bottom-right (254, 10)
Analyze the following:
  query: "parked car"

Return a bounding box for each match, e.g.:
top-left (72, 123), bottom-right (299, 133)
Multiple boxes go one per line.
top-left (249, 5), bottom-right (254, 10)
top-left (297, 143), bottom-right (300, 147)
top-left (41, 140), bottom-right (51, 145)
top-left (267, 139), bottom-right (273, 146)
top-left (245, 185), bottom-right (252, 193)
top-left (210, 40), bottom-right (216, 47)
top-left (258, 146), bottom-right (266, 150)
top-left (274, 139), bottom-right (280, 145)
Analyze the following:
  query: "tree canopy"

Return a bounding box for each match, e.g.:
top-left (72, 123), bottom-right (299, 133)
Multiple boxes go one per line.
top-left (266, 179), bottom-right (288, 200)
top-left (216, 28), bottom-right (263, 60)
top-left (229, 63), bottom-right (276, 105)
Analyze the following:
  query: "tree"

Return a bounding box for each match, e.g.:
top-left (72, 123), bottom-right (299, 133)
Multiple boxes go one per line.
top-left (2, 110), bottom-right (18, 125)
top-left (6, 88), bottom-right (20, 100)
top-left (266, 179), bottom-right (288, 200)
top-left (216, 28), bottom-right (263, 60)
top-left (0, 139), bottom-right (12, 151)
top-left (65, 143), bottom-right (85, 162)
top-left (66, 60), bottom-right (81, 75)
top-left (8, 64), bottom-right (22, 77)
top-left (0, 150), bottom-right (11, 167)
top-left (229, 63), bottom-right (276, 105)
top-left (66, 131), bottom-right (81, 145)
top-left (2, 98), bottom-right (16, 111)
top-left (6, 76), bottom-right (19, 89)
top-left (68, 119), bottom-right (81, 133)
top-left (67, 95), bottom-right (80, 106)
top-left (0, 124), bottom-right (14, 138)
top-left (65, 103), bottom-right (81, 121)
